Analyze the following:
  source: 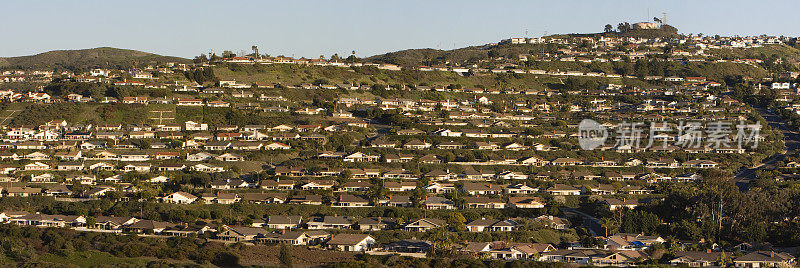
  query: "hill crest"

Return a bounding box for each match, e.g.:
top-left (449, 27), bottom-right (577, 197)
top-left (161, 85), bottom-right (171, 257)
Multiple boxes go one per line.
top-left (0, 47), bottom-right (190, 70)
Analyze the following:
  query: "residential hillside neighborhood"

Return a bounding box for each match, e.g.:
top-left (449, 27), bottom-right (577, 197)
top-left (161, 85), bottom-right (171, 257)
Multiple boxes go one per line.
top-left (3, 22), bottom-right (800, 267)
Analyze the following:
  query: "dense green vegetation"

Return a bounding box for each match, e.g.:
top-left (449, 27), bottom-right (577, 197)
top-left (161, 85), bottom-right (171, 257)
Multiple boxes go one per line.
top-left (0, 223), bottom-right (244, 266)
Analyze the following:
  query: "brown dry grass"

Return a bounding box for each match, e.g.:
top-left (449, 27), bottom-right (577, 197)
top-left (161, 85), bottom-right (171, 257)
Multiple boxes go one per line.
top-left (236, 244), bottom-right (357, 267)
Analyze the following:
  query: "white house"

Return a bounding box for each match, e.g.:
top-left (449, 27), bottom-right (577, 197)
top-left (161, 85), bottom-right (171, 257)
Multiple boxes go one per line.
top-left (185, 121), bottom-right (208, 131)
top-left (162, 191), bottom-right (197, 204)
top-left (327, 234), bottom-right (376, 252)
top-left (149, 176), bottom-right (169, 183)
top-left (192, 163), bottom-right (225, 173)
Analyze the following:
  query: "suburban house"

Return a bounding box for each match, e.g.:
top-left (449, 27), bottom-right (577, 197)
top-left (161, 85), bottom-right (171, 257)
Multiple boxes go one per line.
top-left (545, 184), bottom-right (582, 195)
top-left (260, 230), bottom-right (330, 246)
top-left (217, 226), bottom-right (268, 242)
top-left (404, 218), bottom-right (445, 232)
top-left (161, 191), bottom-right (197, 204)
top-left (326, 234), bottom-right (376, 252)
top-left (733, 251), bottom-right (795, 268)
top-left (307, 216), bottom-right (354, 230)
top-left (266, 216), bottom-right (303, 230)
top-left (508, 197), bottom-right (546, 209)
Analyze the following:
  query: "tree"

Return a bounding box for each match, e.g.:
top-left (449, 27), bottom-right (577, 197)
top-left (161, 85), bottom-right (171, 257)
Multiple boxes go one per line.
top-left (251, 45), bottom-right (259, 59)
top-left (366, 179), bottom-right (387, 204)
top-left (209, 53), bottom-right (221, 61)
top-left (103, 191), bottom-right (123, 201)
top-left (193, 54), bottom-right (209, 64)
top-left (620, 210), bottom-right (660, 235)
top-left (279, 245), bottom-right (293, 268)
top-left (717, 252), bottom-right (731, 266)
top-left (604, 24), bottom-right (614, 33)
top-left (616, 22), bottom-right (631, 33)
top-left (340, 169), bottom-right (353, 179)
top-left (85, 216), bottom-right (96, 228)
top-left (744, 222), bottom-right (767, 243)
top-left (410, 187), bottom-right (427, 208)
top-left (428, 227), bottom-right (456, 257)
top-left (601, 219), bottom-right (619, 237)
top-left (697, 169), bottom-right (739, 241)
top-left (184, 68), bottom-right (217, 84)
top-left (663, 44), bottom-right (673, 55)
top-left (447, 212), bottom-right (467, 232)
top-left (674, 219), bottom-right (702, 240)
top-left (443, 152), bottom-right (455, 163)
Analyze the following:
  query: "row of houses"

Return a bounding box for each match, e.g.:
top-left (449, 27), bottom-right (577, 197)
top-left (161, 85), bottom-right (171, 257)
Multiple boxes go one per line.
top-left (13, 161), bottom-right (224, 174)
top-left (330, 151), bottom-right (719, 169)
top-left (160, 186), bottom-right (639, 212)
top-left (4, 210), bottom-right (791, 266)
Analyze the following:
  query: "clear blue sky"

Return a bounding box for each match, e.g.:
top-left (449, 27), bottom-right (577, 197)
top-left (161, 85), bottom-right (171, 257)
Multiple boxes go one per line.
top-left (3, 0), bottom-right (799, 59)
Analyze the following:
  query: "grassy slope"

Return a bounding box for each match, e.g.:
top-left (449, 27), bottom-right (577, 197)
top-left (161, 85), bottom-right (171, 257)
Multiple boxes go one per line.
top-left (708, 44), bottom-right (800, 64)
top-left (211, 59), bottom-right (769, 92)
top-left (366, 47), bottom-right (488, 66)
top-left (213, 63), bottom-right (571, 90)
top-left (35, 250), bottom-right (152, 267)
top-left (0, 47), bottom-right (191, 70)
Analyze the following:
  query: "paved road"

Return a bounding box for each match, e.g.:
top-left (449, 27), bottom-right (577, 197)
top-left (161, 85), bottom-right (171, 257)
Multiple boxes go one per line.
top-left (562, 208), bottom-right (605, 236)
top-left (734, 108), bottom-right (800, 187)
top-left (365, 119), bottom-right (393, 141)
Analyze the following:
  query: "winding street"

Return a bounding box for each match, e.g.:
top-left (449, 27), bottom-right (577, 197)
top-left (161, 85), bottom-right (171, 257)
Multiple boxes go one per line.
top-left (733, 108), bottom-right (800, 187)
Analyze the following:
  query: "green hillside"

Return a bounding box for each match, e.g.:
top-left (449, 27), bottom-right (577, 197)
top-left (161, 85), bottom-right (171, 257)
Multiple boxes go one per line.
top-left (367, 44), bottom-right (564, 67)
top-left (367, 48), bottom-right (486, 67)
top-left (0, 47), bottom-right (190, 71)
top-left (367, 25), bottom-right (680, 67)
top-left (709, 44), bottom-right (800, 65)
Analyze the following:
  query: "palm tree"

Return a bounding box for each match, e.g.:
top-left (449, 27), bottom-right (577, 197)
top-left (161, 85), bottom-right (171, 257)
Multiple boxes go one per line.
top-left (601, 219), bottom-right (619, 237)
top-left (251, 45), bottom-right (259, 59)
